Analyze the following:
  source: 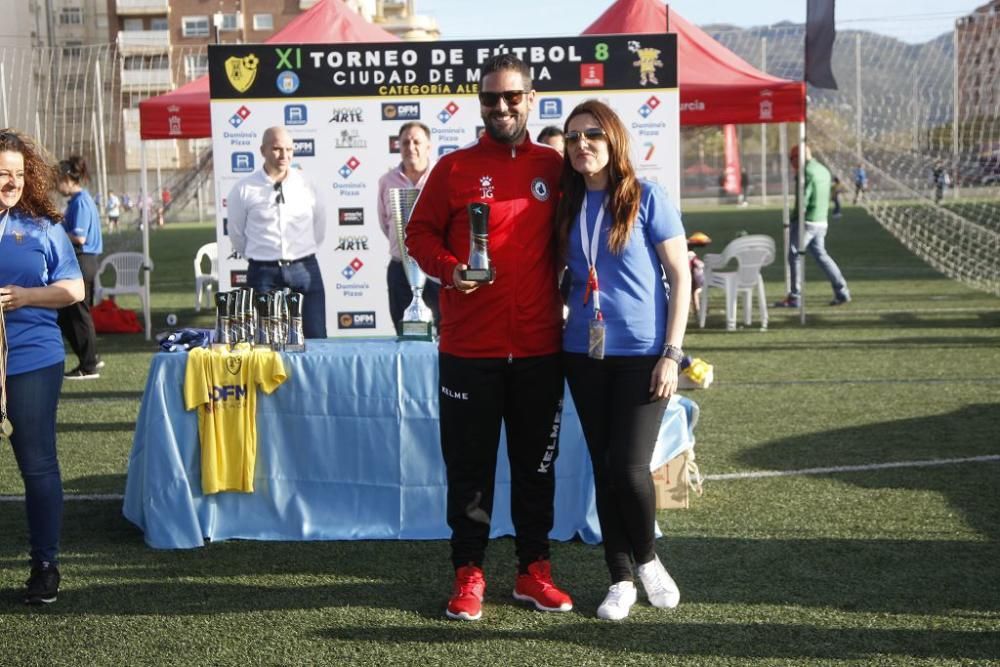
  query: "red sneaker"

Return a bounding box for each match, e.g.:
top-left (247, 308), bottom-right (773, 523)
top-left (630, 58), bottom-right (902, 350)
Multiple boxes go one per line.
top-left (446, 565), bottom-right (486, 621)
top-left (512, 560), bottom-right (573, 612)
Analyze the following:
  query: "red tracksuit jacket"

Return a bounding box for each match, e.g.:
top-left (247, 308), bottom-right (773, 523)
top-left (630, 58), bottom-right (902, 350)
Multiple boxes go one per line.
top-left (405, 133), bottom-right (563, 358)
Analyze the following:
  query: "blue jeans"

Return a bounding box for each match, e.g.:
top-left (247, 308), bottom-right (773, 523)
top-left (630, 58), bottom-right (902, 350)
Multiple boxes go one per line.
top-left (247, 255), bottom-right (327, 338)
top-left (788, 222), bottom-right (850, 301)
top-left (5, 361), bottom-right (64, 565)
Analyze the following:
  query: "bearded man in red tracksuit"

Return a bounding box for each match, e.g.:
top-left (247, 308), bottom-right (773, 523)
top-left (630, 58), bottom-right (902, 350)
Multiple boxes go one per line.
top-left (406, 53), bottom-right (571, 622)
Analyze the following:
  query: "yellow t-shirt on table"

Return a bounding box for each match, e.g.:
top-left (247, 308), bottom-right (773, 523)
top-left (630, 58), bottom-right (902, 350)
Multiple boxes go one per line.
top-left (184, 345), bottom-right (287, 494)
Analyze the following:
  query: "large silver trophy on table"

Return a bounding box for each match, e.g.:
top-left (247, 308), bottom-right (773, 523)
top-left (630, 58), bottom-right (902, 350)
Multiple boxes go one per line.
top-left (390, 187), bottom-right (434, 340)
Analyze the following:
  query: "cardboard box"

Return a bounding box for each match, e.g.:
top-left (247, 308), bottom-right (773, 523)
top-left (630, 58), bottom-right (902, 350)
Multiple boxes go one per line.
top-left (652, 449), bottom-right (701, 509)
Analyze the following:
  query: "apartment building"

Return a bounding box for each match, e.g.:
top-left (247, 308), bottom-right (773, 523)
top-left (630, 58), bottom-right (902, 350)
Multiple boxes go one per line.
top-left (955, 0), bottom-right (1000, 120)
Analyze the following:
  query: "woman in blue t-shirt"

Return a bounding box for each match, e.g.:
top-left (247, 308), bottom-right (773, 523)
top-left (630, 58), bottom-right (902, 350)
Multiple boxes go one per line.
top-left (555, 100), bottom-right (691, 621)
top-left (0, 129), bottom-right (84, 605)
top-left (56, 155), bottom-right (103, 379)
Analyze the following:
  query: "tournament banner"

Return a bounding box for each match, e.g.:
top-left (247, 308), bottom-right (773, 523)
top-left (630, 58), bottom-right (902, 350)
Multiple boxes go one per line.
top-left (208, 34), bottom-right (678, 337)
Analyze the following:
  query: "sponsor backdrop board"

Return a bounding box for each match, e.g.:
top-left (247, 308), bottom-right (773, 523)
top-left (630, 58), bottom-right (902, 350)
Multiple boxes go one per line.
top-left (208, 34), bottom-right (678, 337)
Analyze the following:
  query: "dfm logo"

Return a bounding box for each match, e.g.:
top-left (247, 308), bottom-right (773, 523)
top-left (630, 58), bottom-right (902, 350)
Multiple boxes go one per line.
top-left (212, 384), bottom-right (247, 402)
top-left (338, 156), bottom-right (361, 178)
top-left (229, 105), bottom-right (251, 128)
top-left (638, 96), bottom-right (661, 118)
top-left (437, 101), bottom-right (460, 124)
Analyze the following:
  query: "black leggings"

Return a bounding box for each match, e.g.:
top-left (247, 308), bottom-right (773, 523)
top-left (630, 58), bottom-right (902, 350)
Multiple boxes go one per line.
top-left (564, 352), bottom-right (667, 583)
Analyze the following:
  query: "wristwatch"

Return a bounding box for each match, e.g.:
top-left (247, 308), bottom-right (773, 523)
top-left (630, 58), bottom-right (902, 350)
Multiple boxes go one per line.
top-left (661, 344), bottom-right (684, 363)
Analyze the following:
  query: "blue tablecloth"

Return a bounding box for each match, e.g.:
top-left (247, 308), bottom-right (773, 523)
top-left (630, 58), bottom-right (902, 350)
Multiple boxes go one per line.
top-left (123, 339), bottom-right (697, 549)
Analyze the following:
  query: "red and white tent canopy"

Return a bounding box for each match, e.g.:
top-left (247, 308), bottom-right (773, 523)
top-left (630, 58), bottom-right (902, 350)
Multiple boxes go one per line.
top-left (138, 0), bottom-right (400, 140)
top-left (583, 0), bottom-right (805, 126)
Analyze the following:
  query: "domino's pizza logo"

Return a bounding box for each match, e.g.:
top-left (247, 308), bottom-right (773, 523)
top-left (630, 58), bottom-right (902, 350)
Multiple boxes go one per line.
top-left (338, 156), bottom-right (361, 178)
top-left (438, 101), bottom-right (460, 124)
top-left (229, 105), bottom-right (251, 128)
top-left (638, 96), bottom-right (661, 118)
top-left (341, 257), bottom-right (364, 280)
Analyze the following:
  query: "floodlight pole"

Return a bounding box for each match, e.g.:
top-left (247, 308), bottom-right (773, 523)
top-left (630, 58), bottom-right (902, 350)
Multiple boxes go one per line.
top-left (855, 33), bottom-right (862, 161)
top-left (761, 37), bottom-right (768, 205)
top-left (952, 25), bottom-right (960, 200)
top-left (797, 121), bottom-right (806, 325)
top-left (140, 141), bottom-right (152, 340)
top-left (95, 61), bottom-right (109, 221)
top-left (780, 123), bottom-right (790, 295)
top-left (1, 63), bottom-right (8, 127)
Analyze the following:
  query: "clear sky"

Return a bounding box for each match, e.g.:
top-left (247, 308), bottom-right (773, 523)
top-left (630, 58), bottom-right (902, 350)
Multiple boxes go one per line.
top-left (418, 0), bottom-right (985, 44)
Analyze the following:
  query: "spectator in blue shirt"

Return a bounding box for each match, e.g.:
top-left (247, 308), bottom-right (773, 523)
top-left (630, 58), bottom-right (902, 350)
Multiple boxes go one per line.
top-left (852, 163), bottom-right (868, 204)
top-left (0, 129), bottom-right (84, 605)
top-left (56, 155), bottom-right (103, 379)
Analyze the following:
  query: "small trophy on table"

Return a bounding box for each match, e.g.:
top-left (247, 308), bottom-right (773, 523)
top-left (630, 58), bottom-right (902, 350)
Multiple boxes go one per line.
top-left (284, 291), bottom-right (306, 352)
top-left (213, 291), bottom-right (233, 347)
top-left (460, 202), bottom-right (495, 283)
top-left (390, 187), bottom-right (434, 340)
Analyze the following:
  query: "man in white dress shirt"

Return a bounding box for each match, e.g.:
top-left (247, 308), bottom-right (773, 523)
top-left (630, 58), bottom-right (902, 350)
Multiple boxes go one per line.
top-left (227, 126), bottom-right (328, 338)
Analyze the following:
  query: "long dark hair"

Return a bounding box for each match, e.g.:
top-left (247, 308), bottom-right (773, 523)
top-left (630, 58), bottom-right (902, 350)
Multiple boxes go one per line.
top-left (555, 100), bottom-right (640, 260)
top-left (0, 129), bottom-right (62, 222)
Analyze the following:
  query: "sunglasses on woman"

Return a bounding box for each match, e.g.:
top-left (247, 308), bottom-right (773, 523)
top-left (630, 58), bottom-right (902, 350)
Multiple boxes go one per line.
top-left (478, 90), bottom-right (526, 107)
top-left (564, 128), bottom-right (608, 144)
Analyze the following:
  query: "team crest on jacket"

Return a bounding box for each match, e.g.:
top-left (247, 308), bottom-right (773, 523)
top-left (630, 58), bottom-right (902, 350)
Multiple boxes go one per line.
top-left (479, 176), bottom-right (494, 199)
top-left (531, 178), bottom-right (550, 202)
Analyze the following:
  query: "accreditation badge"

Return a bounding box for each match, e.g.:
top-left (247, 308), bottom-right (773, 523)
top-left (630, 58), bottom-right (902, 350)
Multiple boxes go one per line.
top-left (588, 318), bottom-right (606, 360)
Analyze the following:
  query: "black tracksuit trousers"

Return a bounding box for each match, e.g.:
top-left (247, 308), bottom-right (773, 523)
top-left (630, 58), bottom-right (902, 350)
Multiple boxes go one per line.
top-left (438, 352), bottom-right (563, 571)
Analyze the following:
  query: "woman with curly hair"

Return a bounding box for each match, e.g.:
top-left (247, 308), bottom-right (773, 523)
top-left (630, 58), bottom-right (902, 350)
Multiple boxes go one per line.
top-left (0, 129), bottom-right (84, 605)
top-left (556, 101), bottom-right (691, 620)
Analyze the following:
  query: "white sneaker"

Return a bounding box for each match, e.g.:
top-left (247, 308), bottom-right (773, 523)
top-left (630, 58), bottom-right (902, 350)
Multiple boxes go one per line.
top-left (596, 581), bottom-right (637, 620)
top-left (637, 556), bottom-right (680, 609)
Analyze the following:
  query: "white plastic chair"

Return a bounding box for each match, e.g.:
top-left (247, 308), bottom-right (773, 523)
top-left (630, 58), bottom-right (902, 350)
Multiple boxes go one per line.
top-left (698, 234), bottom-right (775, 331)
top-left (193, 242), bottom-right (218, 312)
top-left (94, 252), bottom-right (152, 317)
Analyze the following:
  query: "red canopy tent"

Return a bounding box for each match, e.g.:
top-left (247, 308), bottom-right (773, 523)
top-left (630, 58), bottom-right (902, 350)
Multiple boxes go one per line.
top-left (582, 0), bottom-right (805, 126)
top-left (585, 0), bottom-right (808, 313)
top-left (138, 0), bottom-right (400, 139)
top-left (131, 0), bottom-right (400, 340)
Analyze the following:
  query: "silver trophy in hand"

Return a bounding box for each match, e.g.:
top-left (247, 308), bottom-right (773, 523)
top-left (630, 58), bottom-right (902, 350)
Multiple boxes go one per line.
top-left (390, 187), bottom-right (433, 340)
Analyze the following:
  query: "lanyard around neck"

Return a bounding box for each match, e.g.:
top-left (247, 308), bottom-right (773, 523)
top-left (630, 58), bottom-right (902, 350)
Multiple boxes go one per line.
top-left (579, 193), bottom-right (606, 317)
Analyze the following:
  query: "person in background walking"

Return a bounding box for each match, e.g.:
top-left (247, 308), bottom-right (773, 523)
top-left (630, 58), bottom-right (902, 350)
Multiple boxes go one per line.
top-left (106, 189), bottom-right (121, 233)
top-left (776, 144), bottom-right (851, 308)
top-left (56, 155), bottom-right (103, 380)
top-left (852, 162), bottom-right (868, 204)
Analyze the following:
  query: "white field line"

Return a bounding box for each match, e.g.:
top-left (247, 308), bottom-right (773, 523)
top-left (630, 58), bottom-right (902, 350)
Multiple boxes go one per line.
top-left (704, 454), bottom-right (1000, 481)
top-left (0, 455), bottom-right (997, 502)
top-left (788, 305), bottom-right (998, 315)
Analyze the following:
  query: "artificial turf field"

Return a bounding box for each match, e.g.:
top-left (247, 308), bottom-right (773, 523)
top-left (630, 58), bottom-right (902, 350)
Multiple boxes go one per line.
top-left (1, 205), bottom-right (997, 665)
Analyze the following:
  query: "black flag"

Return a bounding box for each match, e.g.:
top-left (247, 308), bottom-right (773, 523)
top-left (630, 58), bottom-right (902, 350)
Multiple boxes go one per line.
top-left (806, 0), bottom-right (838, 89)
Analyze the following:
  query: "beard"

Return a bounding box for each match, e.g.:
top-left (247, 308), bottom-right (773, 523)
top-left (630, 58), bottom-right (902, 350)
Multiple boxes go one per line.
top-left (482, 109), bottom-right (527, 145)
